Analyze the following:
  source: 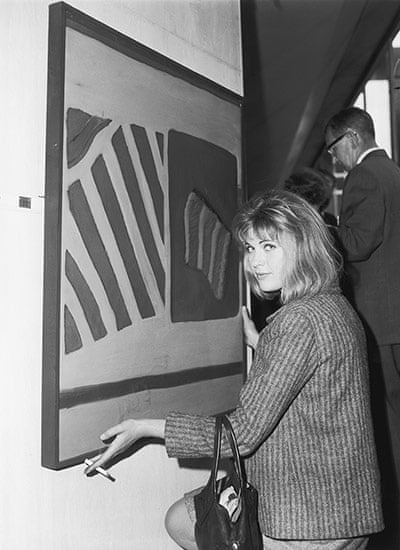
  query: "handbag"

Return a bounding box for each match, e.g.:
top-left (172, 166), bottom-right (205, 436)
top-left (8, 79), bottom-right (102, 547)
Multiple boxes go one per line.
top-left (194, 415), bottom-right (263, 550)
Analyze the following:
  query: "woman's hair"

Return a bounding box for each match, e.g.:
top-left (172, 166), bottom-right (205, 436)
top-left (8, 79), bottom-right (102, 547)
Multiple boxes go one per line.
top-left (232, 190), bottom-right (341, 304)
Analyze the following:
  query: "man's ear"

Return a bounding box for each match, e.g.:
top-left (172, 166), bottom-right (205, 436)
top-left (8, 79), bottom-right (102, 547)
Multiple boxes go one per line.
top-left (350, 130), bottom-right (361, 149)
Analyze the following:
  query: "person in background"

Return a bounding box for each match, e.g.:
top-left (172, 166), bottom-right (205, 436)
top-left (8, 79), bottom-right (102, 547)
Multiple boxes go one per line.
top-left (283, 167), bottom-right (337, 227)
top-left (86, 190), bottom-right (383, 550)
top-left (325, 106), bottom-right (400, 549)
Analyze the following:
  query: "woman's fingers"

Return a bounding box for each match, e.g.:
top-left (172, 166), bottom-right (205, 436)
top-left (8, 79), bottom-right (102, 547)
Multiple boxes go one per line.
top-left (84, 419), bottom-right (165, 477)
top-left (84, 421), bottom-right (137, 475)
top-left (241, 306), bottom-right (259, 349)
top-left (241, 305), bottom-right (250, 321)
top-left (100, 423), bottom-right (124, 442)
top-left (85, 446), bottom-right (115, 474)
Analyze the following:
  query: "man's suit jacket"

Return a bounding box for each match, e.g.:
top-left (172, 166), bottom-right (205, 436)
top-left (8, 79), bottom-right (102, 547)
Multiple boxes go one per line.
top-left (339, 149), bottom-right (400, 345)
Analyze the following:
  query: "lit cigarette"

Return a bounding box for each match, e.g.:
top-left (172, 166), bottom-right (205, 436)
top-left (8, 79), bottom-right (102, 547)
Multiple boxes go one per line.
top-left (84, 458), bottom-right (116, 482)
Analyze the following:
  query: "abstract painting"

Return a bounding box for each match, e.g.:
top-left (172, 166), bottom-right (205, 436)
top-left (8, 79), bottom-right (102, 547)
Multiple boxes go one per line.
top-left (42, 3), bottom-right (243, 468)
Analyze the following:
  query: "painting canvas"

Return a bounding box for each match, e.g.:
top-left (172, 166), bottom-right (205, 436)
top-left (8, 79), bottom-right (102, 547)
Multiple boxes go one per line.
top-left (42, 2), bottom-right (243, 469)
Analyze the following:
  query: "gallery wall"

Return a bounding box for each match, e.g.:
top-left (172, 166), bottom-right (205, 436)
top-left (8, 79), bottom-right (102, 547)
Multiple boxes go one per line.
top-left (0, 1), bottom-right (242, 548)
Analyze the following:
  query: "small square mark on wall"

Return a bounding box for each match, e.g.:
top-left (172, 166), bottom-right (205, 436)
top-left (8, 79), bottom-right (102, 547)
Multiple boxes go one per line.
top-left (19, 196), bottom-right (31, 209)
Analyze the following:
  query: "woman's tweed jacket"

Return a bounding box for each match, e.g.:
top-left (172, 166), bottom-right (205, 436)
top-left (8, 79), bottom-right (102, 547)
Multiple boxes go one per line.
top-left (165, 288), bottom-right (384, 539)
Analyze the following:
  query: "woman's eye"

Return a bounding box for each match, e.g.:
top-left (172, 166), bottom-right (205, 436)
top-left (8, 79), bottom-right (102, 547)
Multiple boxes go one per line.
top-left (263, 243), bottom-right (275, 251)
top-left (244, 244), bottom-right (254, 253)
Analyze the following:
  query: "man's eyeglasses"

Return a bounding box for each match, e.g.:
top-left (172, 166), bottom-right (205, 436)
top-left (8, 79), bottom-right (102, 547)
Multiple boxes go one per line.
top-left (326, 131), bottom-right (350, 155)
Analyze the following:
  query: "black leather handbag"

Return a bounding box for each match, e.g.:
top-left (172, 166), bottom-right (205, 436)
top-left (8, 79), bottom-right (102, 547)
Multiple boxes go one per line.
top-left (194, 415), bottom-right (263, 550)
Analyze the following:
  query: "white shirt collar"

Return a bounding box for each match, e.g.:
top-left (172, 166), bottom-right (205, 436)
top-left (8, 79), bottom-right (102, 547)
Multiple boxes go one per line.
top-left (356, 147), bottom-right (382, 165)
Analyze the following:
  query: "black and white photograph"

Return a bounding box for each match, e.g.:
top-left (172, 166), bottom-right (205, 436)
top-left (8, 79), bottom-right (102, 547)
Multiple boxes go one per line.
top-left (2, 1), bottom-right (400, 549)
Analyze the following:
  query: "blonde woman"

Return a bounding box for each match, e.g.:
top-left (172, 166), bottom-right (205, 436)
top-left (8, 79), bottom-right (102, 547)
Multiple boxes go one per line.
top-left (86, 191), bottom-right (383, 550)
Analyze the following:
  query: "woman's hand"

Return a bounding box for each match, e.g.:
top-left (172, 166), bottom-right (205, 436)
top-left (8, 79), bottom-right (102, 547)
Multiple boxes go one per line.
top-left (84, 418), bottom-right (165, 476)
top-left (242, 306), bottom-right (259, 350)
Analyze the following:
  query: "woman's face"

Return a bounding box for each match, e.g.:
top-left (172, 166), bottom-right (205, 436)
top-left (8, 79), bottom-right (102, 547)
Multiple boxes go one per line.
top-left (244, 228), bottom-right (286, 293)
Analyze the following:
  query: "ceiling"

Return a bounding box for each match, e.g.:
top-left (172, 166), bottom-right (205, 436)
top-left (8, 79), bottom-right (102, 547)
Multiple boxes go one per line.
top-left (241, 0), bottom-right (400, 196)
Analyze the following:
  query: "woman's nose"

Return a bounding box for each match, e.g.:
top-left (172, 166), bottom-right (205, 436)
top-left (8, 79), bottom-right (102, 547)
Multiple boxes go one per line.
top-left (252, 250), bottom-right (265, 268)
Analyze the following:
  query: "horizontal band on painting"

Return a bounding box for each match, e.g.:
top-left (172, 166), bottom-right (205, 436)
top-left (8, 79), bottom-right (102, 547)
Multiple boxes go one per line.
top-left (59, 373), bottom-right (244, 462)
top-left (60, 362), bottom-right (243, 409)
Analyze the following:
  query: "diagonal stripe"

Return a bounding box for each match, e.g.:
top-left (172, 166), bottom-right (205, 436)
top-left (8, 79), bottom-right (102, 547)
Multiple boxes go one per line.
top-left (65, 250), bottom-right (107, 341)
top-left (91, 155), bottom-right (156, 319)
top-left (64, 305), bottom-right (83, 354)
top-left (213, 231), bottom-right (231, 300)
top-left (184, 192), bottom-right (202, 265)
top-left (209, 221), bottom-right (223, 283)
top-left (130, 124), bottom-right (164, 241)
top-left (200, 206), bottom-right (216, 276)
top-left (156, 131), bottom-right (164, 164)
top-left (60, 362), bottom-right (243, 409)
top-left (210, 225), bottom-right (231, 300)
top-left (112, 127), bottom-right (165, 303)
top-left (68, 180), bottom-right (132, 331)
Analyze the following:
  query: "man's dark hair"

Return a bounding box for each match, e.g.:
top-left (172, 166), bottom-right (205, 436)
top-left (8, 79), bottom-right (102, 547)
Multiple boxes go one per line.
top-left (325, 107), bottom-right (375, 140)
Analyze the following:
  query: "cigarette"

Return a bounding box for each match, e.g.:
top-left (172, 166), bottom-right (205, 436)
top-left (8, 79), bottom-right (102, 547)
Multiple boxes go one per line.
top-left (84, 458), bottom-right (116, 482)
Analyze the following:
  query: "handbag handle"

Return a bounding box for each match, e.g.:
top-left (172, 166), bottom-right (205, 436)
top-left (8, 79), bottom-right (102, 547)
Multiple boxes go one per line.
top-left (211, 415), bottom-right (244, 500)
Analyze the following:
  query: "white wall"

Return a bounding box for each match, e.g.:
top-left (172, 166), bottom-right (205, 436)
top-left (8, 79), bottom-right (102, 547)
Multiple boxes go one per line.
top-left (0, 1), bottom-right (242, 548)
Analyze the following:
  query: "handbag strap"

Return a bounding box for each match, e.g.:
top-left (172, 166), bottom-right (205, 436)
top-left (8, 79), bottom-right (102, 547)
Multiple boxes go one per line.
top-left (211, 415), bottom-right (244, 499)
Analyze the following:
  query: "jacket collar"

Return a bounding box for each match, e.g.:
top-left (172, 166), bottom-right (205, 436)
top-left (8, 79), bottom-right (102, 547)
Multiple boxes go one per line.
top-left (356, 147), bottom-right (386, 165)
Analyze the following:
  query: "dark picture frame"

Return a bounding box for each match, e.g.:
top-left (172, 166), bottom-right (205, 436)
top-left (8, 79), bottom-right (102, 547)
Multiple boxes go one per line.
top-left (42, 1), bottom-right (243, 469)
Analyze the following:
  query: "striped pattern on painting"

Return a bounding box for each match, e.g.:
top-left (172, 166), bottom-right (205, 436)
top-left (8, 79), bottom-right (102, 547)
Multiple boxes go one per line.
top-left (184, 191), bottom-right (231, 300)
top-left (64, 108), bottom-right (166, 355)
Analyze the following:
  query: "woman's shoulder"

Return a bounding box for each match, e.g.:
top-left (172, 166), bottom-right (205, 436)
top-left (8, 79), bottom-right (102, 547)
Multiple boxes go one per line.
top-left (283, 287), bottom-right (343, 311)
top-left (270, 289), bottom-right (349, 329)
top-left (261, 289), bottom-right (364, 353)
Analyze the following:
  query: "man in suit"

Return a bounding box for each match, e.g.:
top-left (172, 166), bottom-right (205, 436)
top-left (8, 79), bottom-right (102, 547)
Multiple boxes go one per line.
top-left (325, 107), bottom-right (400, 549)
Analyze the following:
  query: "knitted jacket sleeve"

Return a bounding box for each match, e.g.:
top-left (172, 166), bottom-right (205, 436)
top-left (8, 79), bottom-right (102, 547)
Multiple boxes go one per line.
top-left (165, 307), bottom-right (315, 459)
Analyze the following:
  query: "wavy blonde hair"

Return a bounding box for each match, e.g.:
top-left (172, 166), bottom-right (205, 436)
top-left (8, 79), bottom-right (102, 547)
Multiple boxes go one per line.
top-left (232, 190), bottom-right (341, 304)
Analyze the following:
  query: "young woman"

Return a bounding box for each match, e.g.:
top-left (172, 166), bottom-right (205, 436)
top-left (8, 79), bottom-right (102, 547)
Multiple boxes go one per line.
top-left (86, 190), bottom-right (383, 549)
